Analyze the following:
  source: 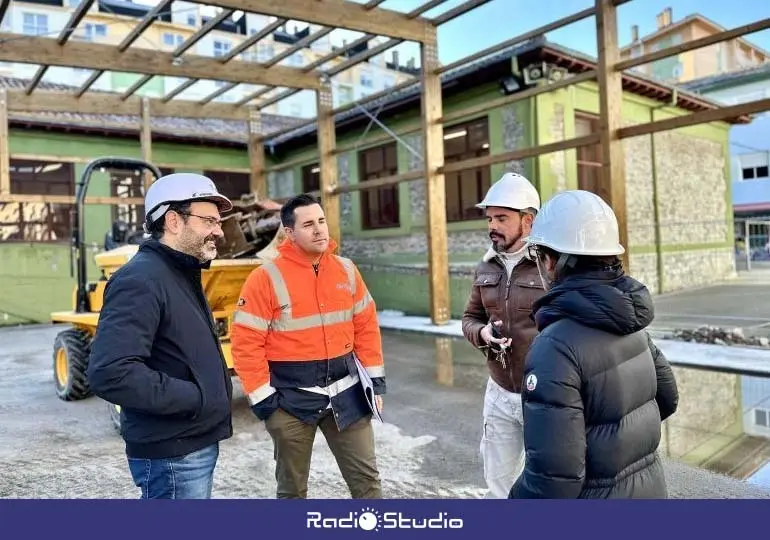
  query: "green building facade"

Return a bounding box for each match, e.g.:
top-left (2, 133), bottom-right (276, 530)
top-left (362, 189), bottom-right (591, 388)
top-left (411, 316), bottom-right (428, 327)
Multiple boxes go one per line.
top-left (0, 38), bottom-right (740, 325)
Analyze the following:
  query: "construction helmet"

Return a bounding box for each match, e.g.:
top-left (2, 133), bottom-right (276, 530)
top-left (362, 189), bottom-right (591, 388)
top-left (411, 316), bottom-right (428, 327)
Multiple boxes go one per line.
top-left (144, 173), bottom-right (233, 226)
top-left (476, 172), bottom-right (540, 211)
top-left (524, 190), bottom-right (625, 256)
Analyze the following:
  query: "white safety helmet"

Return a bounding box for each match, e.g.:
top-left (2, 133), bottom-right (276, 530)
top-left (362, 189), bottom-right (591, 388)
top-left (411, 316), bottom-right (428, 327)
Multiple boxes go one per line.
top-left (476, 172), bottom-right (540, 212)
top-left (144, 173), bottom-right (233, 226)
top-left (524, 190), bottom-right (625, 256)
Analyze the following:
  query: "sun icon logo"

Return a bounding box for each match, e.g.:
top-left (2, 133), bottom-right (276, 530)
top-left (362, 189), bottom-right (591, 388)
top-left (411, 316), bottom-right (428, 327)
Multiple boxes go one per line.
top-left (358, 507), bottom-right (382, 532)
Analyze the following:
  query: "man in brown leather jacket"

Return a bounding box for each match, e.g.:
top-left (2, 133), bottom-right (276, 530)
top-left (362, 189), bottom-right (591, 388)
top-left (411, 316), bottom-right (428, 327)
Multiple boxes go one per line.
top-left (462, 172), bottom-right (545, 499)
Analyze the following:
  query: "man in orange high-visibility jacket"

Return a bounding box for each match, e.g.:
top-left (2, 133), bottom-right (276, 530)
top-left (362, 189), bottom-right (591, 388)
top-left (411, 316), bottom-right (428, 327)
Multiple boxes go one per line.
top-left (231, 193), bottom-right (385, 499)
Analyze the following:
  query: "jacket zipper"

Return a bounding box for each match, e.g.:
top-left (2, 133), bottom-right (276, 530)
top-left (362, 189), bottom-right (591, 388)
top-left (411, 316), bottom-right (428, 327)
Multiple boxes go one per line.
top-left (313, 262), bottom-right (333, 412)
top-left (189, 272), bottom-right (232, 401)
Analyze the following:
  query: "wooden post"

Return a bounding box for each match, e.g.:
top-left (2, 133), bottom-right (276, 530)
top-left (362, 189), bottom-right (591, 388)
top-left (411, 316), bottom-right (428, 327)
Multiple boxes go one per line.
top-left (316, 81), bottom-right (341, 247)
top-left (247, 106), bottom-right (266, 198)
top-left (421, 28), bottom-right (450, 326)
top-left (0, 89), bottom-right (9, 195)
top-left (596, 0), bottom-right (629, 271)
top-left (140, 97), bottom-right (153, 190)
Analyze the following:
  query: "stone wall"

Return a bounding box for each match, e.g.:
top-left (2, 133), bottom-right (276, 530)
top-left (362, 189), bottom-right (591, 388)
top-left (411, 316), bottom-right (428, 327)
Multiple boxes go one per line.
top-left (629, 253), bottom-right (659, 295)
top-left (622, 123), bottom-right (734, 293)
top-left (546, 102), bottom-right (567, 193)
top-left (501, 104), bottom-right (527, 175)
top-left (662, 247), bottom-right (736, 291)
top-left (340, 229), bottom-right (491, 261)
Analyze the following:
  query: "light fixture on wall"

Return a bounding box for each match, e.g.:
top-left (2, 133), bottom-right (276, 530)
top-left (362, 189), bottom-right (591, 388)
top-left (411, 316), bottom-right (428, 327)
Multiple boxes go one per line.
top-left (499, 75), bottom-right (521, 95)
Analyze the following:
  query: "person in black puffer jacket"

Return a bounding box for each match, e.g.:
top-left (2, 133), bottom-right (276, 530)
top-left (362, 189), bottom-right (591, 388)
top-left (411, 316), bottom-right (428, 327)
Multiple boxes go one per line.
top-left (508, 190), bottom-right (679, 499)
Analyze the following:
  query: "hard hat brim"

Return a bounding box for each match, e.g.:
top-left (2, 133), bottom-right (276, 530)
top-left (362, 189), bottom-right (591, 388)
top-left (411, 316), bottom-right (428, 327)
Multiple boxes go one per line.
top-left (188, 193), bottom-right (233, 213)
top-left (523, 235), bottom-right (626, 256)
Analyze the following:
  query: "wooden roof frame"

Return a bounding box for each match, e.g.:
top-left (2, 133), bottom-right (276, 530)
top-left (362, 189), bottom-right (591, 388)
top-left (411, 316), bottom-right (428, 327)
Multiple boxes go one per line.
top-left (1, 0), bottom-right (769, 326)
top-left (0, 0), bottom-right (455, 121)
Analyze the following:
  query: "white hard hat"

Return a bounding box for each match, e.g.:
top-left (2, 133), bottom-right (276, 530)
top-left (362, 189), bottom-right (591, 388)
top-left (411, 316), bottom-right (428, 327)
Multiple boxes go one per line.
top-left (144, 173), bottom-right (233, 225)
top-left (476, 173), bottom-right (540, 211)
top-left (524, 190), bottom-right (625, 256)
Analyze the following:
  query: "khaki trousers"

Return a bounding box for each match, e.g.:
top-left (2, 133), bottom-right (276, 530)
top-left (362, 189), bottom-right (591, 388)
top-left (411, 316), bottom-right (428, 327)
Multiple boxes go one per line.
top-left (264, 407), bottom-right (382, 499)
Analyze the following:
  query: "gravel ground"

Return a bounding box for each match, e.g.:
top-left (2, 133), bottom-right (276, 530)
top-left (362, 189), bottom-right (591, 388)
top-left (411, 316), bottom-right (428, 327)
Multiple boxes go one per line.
top-left (1, 324), bottom-right (768, 499)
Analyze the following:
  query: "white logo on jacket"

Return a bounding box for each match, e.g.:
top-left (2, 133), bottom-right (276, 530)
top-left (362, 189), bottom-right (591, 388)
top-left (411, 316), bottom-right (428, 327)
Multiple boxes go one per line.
top-left (525, 373), bottom-right (537, 392)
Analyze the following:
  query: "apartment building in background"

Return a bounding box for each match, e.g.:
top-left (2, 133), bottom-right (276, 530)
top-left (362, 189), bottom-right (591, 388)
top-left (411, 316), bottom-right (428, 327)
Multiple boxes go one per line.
top-left (0, 0), bottom-right (417, 117)
top-left (682, 64), bottom-right (770, 220)
top-left (619, 6), bottom-right (769, 84)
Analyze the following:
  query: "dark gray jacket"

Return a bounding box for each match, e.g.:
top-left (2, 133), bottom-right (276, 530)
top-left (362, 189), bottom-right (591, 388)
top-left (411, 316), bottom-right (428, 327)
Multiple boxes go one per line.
top-left (509, 268), bottom-right (678, 499)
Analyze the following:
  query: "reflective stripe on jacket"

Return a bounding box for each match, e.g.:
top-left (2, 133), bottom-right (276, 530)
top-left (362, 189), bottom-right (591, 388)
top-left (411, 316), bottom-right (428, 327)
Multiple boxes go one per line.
top-left (230, 238), bottom-right (385, 429)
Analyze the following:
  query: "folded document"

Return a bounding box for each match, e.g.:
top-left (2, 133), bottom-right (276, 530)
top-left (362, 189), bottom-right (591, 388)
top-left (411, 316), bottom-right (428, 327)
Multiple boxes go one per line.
top-left (354, 355), bottom-right (383, 423)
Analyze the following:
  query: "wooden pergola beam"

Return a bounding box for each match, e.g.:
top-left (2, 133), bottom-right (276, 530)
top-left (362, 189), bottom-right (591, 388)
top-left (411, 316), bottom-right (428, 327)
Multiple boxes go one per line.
top-left (421, 27), bottom-right (450, 326)
top-left (6, 89), bottom-right (249, 121)
top-left (197, 0), bottom-right (432, 42)
top-left (596, 0), bottom-right (629, 271)
top-left (618, 97), bottom-right (770, 139)
top-left (247, 107), bottom-right (266, 197)
top-left (0, 33), bottom-right (321, 89)
top-left (140, 97), bottom-right (153, 190)
top-left (316, 82), bottom-right (340, 246)
top-left (0, 89), bottom-right (8, 196)
top-left (26, 0), bottom-right (97, 95)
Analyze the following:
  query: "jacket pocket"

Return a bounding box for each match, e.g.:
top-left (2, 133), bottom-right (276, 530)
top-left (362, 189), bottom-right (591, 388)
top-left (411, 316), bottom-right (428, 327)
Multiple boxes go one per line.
top-left (474, 272), bottom-right (503, 312)
top-left (512, 276), bottom-right (544, 311)
top-left (184, 362), bottom-right (230, 435)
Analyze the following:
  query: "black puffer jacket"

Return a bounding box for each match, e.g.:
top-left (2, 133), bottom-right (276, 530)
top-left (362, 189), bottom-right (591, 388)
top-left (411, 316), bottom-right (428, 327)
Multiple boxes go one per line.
top-left (508, 268), bottom-right (678, 499)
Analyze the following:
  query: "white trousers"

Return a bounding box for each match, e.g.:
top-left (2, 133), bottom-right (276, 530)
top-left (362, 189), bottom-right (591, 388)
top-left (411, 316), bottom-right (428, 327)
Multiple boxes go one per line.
top-left (480, 377), bottom-right (525, 499)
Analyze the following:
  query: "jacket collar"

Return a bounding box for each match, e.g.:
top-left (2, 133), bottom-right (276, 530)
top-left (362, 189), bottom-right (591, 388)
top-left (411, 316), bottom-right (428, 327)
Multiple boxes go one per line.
top-left (482, 243), bottom-right (531, 264)
top-left (140, 239), bottom-right (212, 271)
top-left (276, 236), bottom-right (338, 266)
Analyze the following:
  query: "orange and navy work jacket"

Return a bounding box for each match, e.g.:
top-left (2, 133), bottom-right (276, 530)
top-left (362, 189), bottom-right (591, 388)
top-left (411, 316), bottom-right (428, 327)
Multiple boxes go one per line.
top-left (230, 238), bottom-right (385, 429)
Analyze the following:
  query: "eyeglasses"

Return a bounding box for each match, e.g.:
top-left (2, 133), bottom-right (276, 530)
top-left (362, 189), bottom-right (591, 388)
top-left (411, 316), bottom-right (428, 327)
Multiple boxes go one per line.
top-left (176, 212), bottom-right (223, 228)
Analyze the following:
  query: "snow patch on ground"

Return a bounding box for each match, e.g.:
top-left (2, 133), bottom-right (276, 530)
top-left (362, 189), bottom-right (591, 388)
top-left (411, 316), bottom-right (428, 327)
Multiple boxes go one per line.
top-left (377, 311), bottom-right (770, 377)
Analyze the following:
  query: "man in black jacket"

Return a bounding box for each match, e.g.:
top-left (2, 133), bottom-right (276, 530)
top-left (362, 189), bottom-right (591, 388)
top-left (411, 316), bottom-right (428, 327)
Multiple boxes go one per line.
top-left (509, 190), bottom-right (679, 499)
top-left (87, 173), bottom-right (234, 499)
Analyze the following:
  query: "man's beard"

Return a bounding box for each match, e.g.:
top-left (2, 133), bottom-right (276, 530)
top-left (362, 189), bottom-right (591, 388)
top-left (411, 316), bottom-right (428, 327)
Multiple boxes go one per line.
top-left (490, 226), bottom-right (522, 253)
top-left (179, 231), bottom-right (219, 262)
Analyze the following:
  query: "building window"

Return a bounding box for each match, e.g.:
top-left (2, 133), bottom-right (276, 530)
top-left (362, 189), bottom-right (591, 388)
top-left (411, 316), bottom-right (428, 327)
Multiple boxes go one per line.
top-left (84, 23), bottom-right (107, 40)
top-left (443, 117), bottom-right (491, 222)
top-left (336, 84), bottom-right (354, 106)
top-left (213, 40), bottom-right (232, 58)
top-left (302, 163), bottom-right (320, 193)
top-left (360, 70), bottom-right (374, 88)
top-left (742, 166), bottom-right (769, 180)
top-left (22, 13), bottom-right (48, 35)
top-left (0, 159), bottom-right (75, 243)
top-left (187, 15), bottom-right (196, 26)
top-left (203, 170), bottom-right (249, 202)
top-left (163, 33), bottom-right (184, 48)
top-left (575, 111), bottom-right (602, 194)
top-left (257, 44), bottom-right (275, 62)
top-left (359, 143), bottom-right (399, 229)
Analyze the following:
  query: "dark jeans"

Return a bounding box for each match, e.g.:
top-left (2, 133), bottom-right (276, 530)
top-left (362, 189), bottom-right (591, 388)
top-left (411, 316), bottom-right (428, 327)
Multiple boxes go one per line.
top-left (127, 443), bottom-right (219, 499)
top-left (265, 408), bottom-right (381, 499)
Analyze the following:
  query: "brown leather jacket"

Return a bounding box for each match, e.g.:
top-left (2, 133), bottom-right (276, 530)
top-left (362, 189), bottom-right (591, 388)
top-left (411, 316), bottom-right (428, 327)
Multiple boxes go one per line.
top-left (461, 247), bottom-right (545, 393)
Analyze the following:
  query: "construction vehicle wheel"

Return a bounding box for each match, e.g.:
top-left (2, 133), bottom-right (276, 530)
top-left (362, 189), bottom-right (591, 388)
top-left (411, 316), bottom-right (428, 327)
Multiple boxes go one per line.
top-left (108, 402), bottom-right (121, 433)
top-left (53, 328), bottom-right (92, 401)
